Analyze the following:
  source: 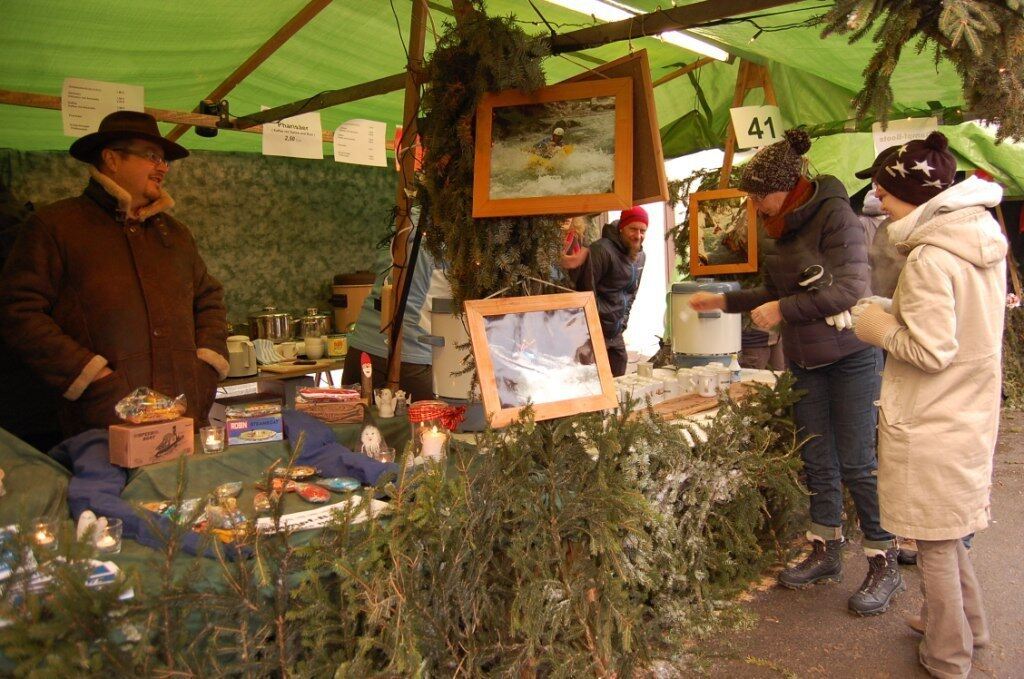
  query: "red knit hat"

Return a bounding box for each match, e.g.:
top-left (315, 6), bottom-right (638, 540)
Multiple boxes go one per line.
top-left (618, 205), bottom-right (648, 227)
top-left (873, 132), bottom-right (957, 206)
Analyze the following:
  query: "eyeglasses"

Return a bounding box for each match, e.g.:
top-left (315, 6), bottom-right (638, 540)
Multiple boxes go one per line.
top-left (113, 147), bottom-right (170, 167)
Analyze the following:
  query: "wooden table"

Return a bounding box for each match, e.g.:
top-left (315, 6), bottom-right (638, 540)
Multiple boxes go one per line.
top-left (218, 359), bottom-right (345, 408)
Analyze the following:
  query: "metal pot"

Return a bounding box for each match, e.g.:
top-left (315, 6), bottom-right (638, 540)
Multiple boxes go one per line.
top-left (248, 306), bottom-right (294, 343)
top-left (298, 307), bottom-right (332, 339)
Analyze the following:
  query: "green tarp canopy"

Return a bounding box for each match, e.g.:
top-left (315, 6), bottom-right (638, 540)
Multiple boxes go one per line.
top-left (2, 0), bottom-right (1022, 194)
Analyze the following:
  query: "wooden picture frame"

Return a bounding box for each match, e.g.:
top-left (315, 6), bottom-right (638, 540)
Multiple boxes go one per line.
top-left (688, 188), bottom-right (758, 275)
top-left (464, 292), bottom-right (617, 427)
top-left (472, 78), bottom-right (633, 218)
top-left (562, 49), bottom-right (668, 205)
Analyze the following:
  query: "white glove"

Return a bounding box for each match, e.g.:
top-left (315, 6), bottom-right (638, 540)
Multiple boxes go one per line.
top-left (856, 296), bottom-right (893, 313)
top-left (825, 309), bottom-right (852, 331)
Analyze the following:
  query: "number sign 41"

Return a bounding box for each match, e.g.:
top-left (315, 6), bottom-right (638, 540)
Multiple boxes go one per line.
top-left (730, 105), bottom-right (783, 150)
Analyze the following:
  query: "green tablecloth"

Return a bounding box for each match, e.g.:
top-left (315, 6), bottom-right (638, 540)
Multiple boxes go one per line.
top-left (0, 428), bottom-right (70, 526)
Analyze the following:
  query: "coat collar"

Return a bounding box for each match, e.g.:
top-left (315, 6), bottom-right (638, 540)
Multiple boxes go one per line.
top-left (84, 166), bottom-right (175, 224)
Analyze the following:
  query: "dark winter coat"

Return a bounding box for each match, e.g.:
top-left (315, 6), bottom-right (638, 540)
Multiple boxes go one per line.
top-left (0, 178), bottom-right (228, 435)
top-left (723, 175), bottom-right (871, 368)
top-left (578, 221), bottom-right (646, 348)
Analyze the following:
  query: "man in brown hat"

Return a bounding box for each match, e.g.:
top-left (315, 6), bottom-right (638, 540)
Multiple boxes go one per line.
top-left (0, 111), bottom-right (228, 438)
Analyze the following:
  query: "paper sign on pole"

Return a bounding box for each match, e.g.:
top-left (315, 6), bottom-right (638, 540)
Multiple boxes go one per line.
top-left (261, 107), bottom-right (324, 160)
top-left (334, 119), bottom-right (387, 167)
top-left (61, 78), bottom-right (144, 138)
top-left (871, 117), bottom-right (938, 157)
top-left (730, 105), bottom-right (783, 150)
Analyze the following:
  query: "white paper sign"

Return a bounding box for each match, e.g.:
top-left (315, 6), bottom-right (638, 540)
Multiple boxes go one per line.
top-left (730, 105), bottom-right (783, 149)
top-left (61, 78), bottom-right (144, 137)
top-left (261, 107), bottom-right (324, 159)
top-left (872, 117), bottom-right (938, 157)
top-left (333, 119), bottom-right (387, 167)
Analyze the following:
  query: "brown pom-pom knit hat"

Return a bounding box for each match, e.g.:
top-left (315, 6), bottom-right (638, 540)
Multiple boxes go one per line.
top-left (738, 129), bottom-right (812, 196)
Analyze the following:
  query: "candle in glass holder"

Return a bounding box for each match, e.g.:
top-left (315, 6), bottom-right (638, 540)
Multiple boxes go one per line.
top-left (200, 425), bottom-right (226, 454)
top-left (33, 521), bottom-right (57, 550)
top-left (94, 518), bottom-right (123, 554)
top-left (420, 425), bottom-right (447, 460)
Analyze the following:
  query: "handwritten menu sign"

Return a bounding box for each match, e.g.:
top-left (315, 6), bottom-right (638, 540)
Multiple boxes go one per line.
top-left (61, 78), bottom-right (144, 137)
top-left (333, 119), bottom-right (387, 167)
top-left (261, 106), bottom-right (324, 159)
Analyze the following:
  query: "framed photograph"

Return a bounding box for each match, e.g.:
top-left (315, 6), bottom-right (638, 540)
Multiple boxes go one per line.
top-left (472, 78), bottom-right (633, 218)
top-left (464, 292), bottom-right (617, 427)
top-left (562, 49), bottom-right (668, 205)
top-left (688, 188), bottom-right (758, 275)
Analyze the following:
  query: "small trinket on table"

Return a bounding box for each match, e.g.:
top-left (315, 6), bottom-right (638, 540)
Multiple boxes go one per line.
top-left (360, 352), bottom-right (374, 405)
top-left (358, 425), bottom-right (394, 463)
top-left (253, 492), bottom-right (273, 514)
top-left (272, 465), bottom-right (318, 480)
top-left (296, 483), bottom-right (331, 503)
top-left (215, 481), bottom-right (244, 501)
top-left (319, 477), bottom-right (361, 492)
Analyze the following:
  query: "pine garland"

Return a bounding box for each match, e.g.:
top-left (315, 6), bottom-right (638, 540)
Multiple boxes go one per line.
top-left (819, 0), bottom-right (1024, 141)
top-left (418, 2), bottom-right (564, 308)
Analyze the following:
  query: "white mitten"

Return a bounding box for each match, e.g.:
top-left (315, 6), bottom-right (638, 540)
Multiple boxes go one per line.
top-left (825, 310), bottom-right (852, 331)
top-left (856, 295), bottom-right (893, 313)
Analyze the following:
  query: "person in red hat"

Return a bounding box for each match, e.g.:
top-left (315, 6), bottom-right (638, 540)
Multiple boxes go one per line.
top-left (577, 205), bottom-right (647, 376)
top-left (0, 110), bottom-right (228, 437)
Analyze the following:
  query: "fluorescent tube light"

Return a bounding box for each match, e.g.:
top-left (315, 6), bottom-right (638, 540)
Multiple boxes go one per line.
top-left (544, 0), bottom-right (730, 61)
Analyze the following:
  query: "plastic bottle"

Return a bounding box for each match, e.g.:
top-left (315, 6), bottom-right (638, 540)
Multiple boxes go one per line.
top-left (729, 353), bottom-right (742, 383)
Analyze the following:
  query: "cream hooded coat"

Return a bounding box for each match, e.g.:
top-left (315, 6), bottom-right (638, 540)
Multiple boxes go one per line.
top-left (863, 176), bottom-right (1007, 541)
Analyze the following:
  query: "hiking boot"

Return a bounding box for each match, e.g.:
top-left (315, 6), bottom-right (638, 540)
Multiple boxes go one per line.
top-left (897, 537), bottom-right (918, 565)
top-left (848, 549), bottom-right (905, 616)
top-left (778, 538), bottom-right (844, 589)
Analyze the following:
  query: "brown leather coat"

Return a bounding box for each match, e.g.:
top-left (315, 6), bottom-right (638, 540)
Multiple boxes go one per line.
top-left (0, 178), bottom-right (228, 436)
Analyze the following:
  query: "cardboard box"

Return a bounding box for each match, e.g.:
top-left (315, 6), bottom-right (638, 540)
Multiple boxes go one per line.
top-left (226, 402), bottom-right (284, 445)
top-left (108, 418), bottom-right (194, 468)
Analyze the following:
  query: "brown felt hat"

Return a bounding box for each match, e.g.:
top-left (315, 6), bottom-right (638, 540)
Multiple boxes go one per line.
top-left (69, 111), bottom-right (189, 164)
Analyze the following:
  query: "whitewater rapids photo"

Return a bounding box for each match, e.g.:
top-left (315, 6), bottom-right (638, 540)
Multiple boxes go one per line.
top-left (488, 95), bottom-right (617, 200)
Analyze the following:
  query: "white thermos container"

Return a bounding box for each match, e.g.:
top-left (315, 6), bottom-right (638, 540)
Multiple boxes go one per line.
top-left (670, 279), bottom-right (742, 366)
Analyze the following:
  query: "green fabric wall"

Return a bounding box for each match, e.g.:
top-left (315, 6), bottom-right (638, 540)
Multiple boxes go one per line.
top-left (0, 149), bottom-right (396, 325)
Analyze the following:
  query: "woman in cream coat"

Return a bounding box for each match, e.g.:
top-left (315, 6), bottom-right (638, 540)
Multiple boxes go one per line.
top-left (852, 133), bottom-right (1005, 679)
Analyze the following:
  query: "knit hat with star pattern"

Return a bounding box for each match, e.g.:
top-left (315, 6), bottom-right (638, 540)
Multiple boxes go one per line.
top-left (873, 131), bottom-right (957, 206)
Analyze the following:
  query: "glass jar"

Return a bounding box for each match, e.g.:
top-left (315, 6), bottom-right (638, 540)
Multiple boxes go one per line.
top-left (408, 400), bottom-right (452, 460)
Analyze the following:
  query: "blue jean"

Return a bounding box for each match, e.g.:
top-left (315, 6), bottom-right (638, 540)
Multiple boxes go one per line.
top-left (791, 347), bottom-right (894, 548)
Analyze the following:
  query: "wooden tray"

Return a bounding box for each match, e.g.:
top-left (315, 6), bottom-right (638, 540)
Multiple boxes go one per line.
top-left (258, 359), bottom-right (337, 376)
top-left (643, 382), bottom-right (752, 420)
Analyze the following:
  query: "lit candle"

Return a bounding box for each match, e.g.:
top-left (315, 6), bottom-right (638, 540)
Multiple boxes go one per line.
top-left (200, 426), bottom-right (225, 454)
top-left (95, 533), bottom-right (116, 550)
top-left (34, 527), bottom-right (55, 548)
top-left (420, 425), bottom-right (447, 459)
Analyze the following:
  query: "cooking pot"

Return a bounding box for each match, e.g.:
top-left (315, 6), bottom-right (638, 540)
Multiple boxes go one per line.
top-left (298, 307), bottom-right (332, 339)
top-left (248, 306), bottom-right (294, 343)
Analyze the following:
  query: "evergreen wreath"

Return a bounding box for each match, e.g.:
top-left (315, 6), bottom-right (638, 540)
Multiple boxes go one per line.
top-left (819, 0), bottom-right (1024, 141)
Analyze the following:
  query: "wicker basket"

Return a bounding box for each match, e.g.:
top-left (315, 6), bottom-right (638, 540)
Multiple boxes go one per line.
top-left (294, 399), bottom-right (366, 424)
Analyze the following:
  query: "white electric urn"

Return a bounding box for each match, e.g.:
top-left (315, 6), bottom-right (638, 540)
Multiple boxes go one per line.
top-left (419, 298), bottom-right (474, 401)
top-left (670, 280), bottom-right (741, 366)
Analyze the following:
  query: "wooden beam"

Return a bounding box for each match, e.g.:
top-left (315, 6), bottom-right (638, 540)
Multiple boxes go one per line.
top-left (0, 88), bottom-right (338, 143)
top-left (549, 0), bottom-right (798, 54)
top-left (166, 0), bottom-right (333, 142)
top-left (719, 60), bottom-right (777, 189)
top-left (384, 0), bottom-right (429, 391)
top-left (232, 72), bottom-right (408, 130)
top-left (652, 57), bottom-right (716, 87)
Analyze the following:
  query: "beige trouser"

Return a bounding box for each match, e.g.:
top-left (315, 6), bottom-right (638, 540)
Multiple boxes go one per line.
top-left (916, 538), bottom-right (989, 679)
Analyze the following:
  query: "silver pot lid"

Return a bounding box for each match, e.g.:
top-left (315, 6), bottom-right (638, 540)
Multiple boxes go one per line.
top-left (301, 307), bottom-right (330, 321)
top-left (248, 306), bottom-right (291, 321)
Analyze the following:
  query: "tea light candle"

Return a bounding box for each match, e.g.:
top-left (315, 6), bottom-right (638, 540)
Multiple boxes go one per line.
top-left (33, 523), bottom-right (56, 549)
top-left (420, 425), bottom-right (447, 459)
top-left (94, 518), bottom-right (123, 554)
top-left (200, 426), bottom-right (226, 454)
top-left (95, 533), bottom-right (116, 550)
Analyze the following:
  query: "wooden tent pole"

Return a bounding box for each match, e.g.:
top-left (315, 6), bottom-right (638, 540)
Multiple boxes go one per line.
top-left (994, 204), bottom-right (1023, 299)
top-left (652, 57), bottom-right (716, 88)
top-left (166, 0), bottom-right (333, 142)
top-left (383, 0), bottom-right (429, 391)
top-left (719, 60), bottom-right (777, 189)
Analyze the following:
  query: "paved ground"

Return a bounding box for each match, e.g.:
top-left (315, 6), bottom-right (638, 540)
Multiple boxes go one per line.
top-left (697, 410), bottom-right (1024, 678)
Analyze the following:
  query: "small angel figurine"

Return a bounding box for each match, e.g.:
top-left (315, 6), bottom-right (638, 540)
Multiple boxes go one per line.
top-left (394, 390), bottom-right (409, 414)
top-left (376, 388), bottom-right (397, 418)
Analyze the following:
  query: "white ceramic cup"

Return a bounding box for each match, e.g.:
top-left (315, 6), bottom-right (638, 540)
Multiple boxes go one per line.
top-left (304, 336), bottom-right (324, 359)
top-left (676, 368), bottom-right (695, 394)
top-left (277, 341), bottom-right (297, 360)
top-left (637, 361), bottom-right (654, 378)
top-left (695, 369), bottom-right (718, 397)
